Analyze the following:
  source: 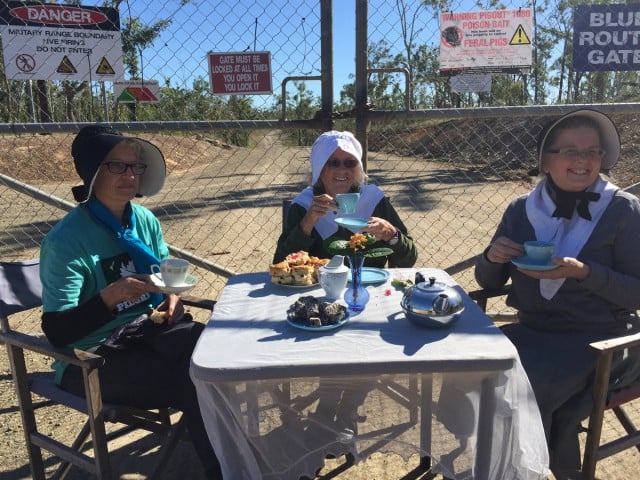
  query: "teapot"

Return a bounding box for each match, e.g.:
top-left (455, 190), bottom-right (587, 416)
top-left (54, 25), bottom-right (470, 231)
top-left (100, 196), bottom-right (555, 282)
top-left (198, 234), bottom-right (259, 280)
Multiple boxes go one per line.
top-left (400, 272), bottom-right (464, 328)
top-left (318, 255), bottom-right (349, 301)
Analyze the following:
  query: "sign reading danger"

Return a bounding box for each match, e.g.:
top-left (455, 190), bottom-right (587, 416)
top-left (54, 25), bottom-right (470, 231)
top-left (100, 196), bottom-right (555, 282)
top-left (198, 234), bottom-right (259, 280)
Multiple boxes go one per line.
top-left (208, 52), bottom-right (272, 95)
top-left (0, 1), bottom-right (123, 82)
top-left (439, 8), bottom-right (532, 76)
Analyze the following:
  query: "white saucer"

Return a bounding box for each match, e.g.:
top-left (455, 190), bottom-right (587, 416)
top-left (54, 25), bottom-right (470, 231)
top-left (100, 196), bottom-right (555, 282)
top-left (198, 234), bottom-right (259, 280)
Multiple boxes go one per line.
top-left (151, 273), bottom-right (198, 294)
top-left (512, 256), bottom-right (558, 271)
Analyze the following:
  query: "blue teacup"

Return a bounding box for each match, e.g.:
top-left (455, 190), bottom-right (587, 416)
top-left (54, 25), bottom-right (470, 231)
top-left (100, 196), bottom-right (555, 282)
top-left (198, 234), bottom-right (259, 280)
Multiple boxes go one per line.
top-left (335, 193), bottom-right (360, 214)
top-left (524, 241), bottom-right (554, 263)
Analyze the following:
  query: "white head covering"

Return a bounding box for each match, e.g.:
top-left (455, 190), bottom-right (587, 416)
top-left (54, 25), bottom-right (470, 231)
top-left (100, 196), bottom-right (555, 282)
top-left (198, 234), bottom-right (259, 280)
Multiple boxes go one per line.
top-left (309, 131), bottom-right (364, 185)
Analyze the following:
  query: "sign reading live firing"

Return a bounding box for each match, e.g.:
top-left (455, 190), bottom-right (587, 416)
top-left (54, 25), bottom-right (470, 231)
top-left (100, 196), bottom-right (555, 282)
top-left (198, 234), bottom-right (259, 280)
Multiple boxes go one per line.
top-left (208, 51), bottom-right (272, 95)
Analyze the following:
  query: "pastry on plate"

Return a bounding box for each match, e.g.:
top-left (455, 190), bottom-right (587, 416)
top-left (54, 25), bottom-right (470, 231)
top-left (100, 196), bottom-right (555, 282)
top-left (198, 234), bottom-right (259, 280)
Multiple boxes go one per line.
top-left (269, 261), bottom-right (293, 284)
top-left (291, 264), bottom-right (315, 286)
top-left (286, 250), bottom-right (310, 266)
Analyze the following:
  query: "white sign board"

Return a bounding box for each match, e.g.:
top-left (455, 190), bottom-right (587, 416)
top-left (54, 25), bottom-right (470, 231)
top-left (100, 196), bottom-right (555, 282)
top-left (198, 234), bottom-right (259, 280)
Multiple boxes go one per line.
top-left (450, 74), bottom-right (492, 93)
top-left (0, 2), bottom-right (123, 82)
top-left (439, 8), bottom-right (532, 76)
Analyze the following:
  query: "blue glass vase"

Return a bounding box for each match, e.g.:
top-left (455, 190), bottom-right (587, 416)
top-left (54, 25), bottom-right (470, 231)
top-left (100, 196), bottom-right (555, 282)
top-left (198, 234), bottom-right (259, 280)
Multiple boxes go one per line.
top-left (344, 255), bottom-right (369, 312)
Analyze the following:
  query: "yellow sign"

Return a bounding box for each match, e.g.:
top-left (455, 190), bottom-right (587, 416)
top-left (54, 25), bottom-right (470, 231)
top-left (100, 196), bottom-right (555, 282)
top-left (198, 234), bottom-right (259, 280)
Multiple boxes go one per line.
top-left (96, 57), bottom-right (115, 75)
top-left (56, 56), bottom-right (77, 74)
top-left (510, 24), bottom-right (531, 45)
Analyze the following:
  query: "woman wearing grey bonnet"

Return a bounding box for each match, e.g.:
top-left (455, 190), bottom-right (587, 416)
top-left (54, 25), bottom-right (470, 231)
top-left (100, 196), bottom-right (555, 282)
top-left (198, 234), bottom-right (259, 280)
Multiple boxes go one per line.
top-left (39, 126), bottom-right (223, 479)
top-left (475, 109), bottom-right (640, 478)
top-left (273, 130), bottom-right (417, 267)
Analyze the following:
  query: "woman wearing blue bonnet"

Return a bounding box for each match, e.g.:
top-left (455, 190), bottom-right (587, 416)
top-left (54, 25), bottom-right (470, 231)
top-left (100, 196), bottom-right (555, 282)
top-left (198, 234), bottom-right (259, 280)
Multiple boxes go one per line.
top-left (39, 125), bottom-right (223, 479)
top-left (274, 130), bottom-right (417, 267)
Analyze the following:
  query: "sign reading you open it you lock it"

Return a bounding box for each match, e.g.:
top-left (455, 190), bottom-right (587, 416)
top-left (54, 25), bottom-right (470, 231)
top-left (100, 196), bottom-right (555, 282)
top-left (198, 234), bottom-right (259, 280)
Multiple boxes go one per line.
top-left (208, 51), bottom-right (272, 95)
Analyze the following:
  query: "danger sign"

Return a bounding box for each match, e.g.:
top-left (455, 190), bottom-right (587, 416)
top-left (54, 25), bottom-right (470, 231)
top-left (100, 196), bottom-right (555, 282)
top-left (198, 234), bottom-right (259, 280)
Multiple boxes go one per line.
top-left (0, 1), bottom-right (123, 82)
top-left (439, 8), bottom-right (532, 76)
top-left (208, 52), bottom-right (272, 95)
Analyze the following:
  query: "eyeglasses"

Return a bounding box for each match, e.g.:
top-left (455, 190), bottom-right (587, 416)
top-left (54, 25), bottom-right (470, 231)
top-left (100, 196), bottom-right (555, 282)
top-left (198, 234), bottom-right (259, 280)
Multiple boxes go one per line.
top-left (325, 158), bottom-right (358, 169)
top-left (102, 161), bottom-right (147, 175)
top-left (545, 148), bottom-right (605, 160)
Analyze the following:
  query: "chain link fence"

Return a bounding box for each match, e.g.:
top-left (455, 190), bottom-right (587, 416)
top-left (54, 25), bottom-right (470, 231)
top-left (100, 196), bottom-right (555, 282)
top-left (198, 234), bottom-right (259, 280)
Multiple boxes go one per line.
top-left (1, 2), bottom-right (640, 476)
top-left (0, 0), bottom-right (639, 308)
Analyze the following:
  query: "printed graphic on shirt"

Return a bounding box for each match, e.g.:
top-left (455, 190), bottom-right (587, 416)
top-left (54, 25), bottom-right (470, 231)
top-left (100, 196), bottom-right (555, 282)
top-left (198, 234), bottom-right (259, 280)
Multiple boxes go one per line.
top-left (100, 252), bottom-right (150, 312)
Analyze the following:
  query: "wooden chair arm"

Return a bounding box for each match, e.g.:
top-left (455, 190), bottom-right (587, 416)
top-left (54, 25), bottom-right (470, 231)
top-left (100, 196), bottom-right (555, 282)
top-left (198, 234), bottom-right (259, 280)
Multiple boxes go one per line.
top-left (181, 295), bottom-right (216, 311)
top-left (589, 330), bottom-right (640, 355)
top-left (0, 329), bottom-right (104, 369)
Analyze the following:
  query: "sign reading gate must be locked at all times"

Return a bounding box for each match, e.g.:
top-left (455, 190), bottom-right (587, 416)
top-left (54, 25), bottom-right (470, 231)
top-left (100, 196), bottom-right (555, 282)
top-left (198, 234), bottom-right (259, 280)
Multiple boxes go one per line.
top-left (208, 51), bottom-right (272, 95)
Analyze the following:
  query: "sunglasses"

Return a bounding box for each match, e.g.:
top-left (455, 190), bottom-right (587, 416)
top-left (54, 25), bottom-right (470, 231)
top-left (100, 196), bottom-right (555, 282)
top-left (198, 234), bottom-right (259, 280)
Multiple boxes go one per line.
top-left (325, 158), bottom-right (358, 169)
top-left (103, 161), bottom-right (147, 175)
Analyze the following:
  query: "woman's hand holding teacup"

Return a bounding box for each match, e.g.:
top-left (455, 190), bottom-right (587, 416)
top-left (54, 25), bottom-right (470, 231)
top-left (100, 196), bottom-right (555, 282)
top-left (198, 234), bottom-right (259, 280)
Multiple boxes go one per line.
top-left (300, 194), bottom-right (337, 235)
top-left (486, 236), bottom-right (525, 264)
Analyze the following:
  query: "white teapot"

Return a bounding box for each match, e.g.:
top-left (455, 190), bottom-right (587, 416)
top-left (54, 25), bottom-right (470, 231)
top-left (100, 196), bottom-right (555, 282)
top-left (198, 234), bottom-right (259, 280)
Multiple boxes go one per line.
top-left (318, 255), bottom-right (349, 300)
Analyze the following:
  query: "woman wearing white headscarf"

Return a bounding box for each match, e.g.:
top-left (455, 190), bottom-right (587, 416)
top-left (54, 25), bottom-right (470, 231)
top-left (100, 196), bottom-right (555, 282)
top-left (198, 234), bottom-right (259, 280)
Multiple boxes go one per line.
top-left (475, 109), bottom-right (640, 479)
top-left (274, 130), bottom-right (417, 267)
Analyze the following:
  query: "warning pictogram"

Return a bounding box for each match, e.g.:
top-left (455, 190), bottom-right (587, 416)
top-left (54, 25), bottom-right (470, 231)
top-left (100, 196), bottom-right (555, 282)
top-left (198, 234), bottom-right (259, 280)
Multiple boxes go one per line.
top-left (117, 87), bottom-right (158, 103)
top-left (16, 54), bottom-right (35, 73)
top-left (509, 25), bottom-right (531, 45)
top-left (96, 57), bottom-right (115, 75)
top-left (114, 80), bottom-right (160, 103)
top-left (57, 56), bottom-right (77, 74)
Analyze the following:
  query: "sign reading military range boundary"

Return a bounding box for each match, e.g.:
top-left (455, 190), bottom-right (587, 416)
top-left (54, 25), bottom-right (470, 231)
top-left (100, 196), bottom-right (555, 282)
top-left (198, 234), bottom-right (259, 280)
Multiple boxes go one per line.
top-left (208, 52), bottom-right (272, 95)
top-left (0, 2), bottom-right (123, 82)
top-left (574, 4), bottom-right (640, 72)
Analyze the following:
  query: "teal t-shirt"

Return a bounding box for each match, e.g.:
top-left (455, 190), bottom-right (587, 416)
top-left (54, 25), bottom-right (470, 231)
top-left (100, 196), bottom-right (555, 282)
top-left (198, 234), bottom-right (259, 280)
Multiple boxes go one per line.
top-left (40, 203), bottom-right (169, 383)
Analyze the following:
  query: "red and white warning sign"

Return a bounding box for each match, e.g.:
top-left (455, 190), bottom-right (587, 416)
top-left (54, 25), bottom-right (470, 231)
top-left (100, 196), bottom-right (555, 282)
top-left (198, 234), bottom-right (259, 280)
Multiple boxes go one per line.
top-left (208, 51), bottom-right (272, 95)
top-left (439, 8), bottom-right (532, 76)
top-left (0, 1), bottom-right (123, 81)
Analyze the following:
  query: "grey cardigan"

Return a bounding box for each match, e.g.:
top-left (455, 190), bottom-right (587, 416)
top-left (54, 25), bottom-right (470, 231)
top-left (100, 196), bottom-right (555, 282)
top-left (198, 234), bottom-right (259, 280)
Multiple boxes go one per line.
top-left (475, 188), bottom-right (640, 334)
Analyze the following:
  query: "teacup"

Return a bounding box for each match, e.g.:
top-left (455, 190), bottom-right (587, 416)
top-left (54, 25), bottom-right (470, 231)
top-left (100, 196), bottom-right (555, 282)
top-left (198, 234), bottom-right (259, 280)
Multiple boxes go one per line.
top-left (151, 258), bottom-right (190, 286)
top-left (335, 193), bottom-right (360, 214)
top-left (524, 241), bottom-right (554, 263)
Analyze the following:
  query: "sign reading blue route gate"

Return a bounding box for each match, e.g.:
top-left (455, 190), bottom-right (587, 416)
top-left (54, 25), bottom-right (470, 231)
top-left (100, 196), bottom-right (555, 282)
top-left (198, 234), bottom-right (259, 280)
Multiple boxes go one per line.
top-left (574, 4), bottom-right (640, 72)
top-left (0, 1), bottom-right (123, 81)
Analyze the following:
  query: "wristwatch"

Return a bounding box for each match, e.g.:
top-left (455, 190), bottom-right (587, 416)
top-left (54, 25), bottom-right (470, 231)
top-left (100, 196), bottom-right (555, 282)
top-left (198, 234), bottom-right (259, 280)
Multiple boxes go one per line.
top-left (387, 229), bottom-right (400, 246)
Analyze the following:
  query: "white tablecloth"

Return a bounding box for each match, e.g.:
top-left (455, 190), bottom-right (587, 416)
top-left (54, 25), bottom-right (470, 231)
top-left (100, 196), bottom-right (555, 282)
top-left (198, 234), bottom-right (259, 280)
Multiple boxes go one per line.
top-left (190, 268), bottom-right (550, 479)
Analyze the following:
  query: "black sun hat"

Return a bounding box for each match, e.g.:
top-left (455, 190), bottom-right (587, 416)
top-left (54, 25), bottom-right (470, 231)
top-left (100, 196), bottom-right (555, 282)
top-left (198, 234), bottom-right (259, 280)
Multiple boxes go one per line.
top-left (71, 125), bottom-right (166, 203)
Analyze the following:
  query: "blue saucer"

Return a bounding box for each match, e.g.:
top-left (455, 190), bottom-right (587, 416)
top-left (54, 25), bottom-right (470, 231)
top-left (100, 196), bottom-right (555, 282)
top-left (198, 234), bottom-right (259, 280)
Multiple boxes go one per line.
top-left (334, 217), bottom-right (369, 232)
top-left (512, 256), bottom-right (558, 271)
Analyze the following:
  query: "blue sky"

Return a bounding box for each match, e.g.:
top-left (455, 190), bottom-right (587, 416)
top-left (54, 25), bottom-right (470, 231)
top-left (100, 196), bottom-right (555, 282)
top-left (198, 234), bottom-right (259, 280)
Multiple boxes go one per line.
top-left (122, 0), bottom-right (365, 103)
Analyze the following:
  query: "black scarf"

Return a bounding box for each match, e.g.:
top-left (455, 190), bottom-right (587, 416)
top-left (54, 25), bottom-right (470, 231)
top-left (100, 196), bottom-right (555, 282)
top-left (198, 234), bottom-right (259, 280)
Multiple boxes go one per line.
top-left (545, 175), bottom-right (601, 220)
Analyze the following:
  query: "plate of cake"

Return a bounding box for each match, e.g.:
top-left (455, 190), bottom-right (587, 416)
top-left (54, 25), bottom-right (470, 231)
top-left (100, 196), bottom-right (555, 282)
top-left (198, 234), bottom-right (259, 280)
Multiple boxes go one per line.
top-left (286, 295), bottom-right (349, 331)
top-left (269, 251), bottom-right (330, 287)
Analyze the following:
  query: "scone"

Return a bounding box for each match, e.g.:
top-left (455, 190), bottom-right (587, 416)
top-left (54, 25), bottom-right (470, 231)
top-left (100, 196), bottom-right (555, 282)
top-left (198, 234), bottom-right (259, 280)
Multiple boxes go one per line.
top-left (286, 250), bottom-right (310, 266)
top-left (307, 256), bottom-right (330, 282)
top-left (149, 308), bottom-right (169, 325)
top-left (291, 264), bottom-right (315, 285)
top-left (269, 261), bottom-right (293, 284)
top-left (269, 260), bottom-right (290, 276)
